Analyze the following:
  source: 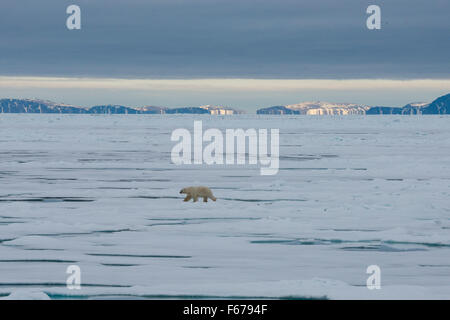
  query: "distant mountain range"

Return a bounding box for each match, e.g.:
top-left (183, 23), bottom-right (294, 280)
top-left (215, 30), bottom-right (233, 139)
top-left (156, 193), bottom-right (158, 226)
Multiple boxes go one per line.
top-left (257, 93), bottom-right (450, 115)
top-left (0, 99), bottom-right (243, 115)
top-left (1, 93), bottom-right (449, 115)
top-left (257, 101), bottom-right (370, 115)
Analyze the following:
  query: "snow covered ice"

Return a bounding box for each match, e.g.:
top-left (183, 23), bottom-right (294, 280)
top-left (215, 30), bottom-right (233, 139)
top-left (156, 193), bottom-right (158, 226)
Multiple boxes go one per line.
top-left (0, 114), bottom-right (449, 299)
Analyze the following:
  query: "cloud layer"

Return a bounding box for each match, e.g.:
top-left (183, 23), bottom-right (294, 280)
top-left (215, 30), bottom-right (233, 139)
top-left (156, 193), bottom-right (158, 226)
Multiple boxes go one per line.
top-left (0, 0), bottom-right (449, 78)
top-left (2, 77), bottom-right (450, 91)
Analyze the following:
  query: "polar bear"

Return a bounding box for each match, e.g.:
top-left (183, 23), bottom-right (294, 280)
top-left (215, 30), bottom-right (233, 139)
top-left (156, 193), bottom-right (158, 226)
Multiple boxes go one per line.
top-left (179, 186), bottom-right (217, 202)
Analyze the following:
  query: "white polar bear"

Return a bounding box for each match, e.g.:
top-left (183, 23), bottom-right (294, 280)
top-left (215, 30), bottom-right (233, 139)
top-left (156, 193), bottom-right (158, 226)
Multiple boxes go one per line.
top-left (179, 186), bottom-right (217, 202)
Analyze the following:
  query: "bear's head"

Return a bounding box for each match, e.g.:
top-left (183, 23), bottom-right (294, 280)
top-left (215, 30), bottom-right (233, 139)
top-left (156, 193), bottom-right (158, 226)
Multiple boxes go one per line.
top-left (179, 188), bottom-right (186, 194)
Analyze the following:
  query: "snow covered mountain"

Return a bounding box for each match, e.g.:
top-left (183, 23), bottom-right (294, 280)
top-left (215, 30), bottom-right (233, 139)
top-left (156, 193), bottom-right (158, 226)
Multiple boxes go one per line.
top-left (286, 101), bottom-right (370, 115)
top-left (198, 105), bottom-right (243, 115)
top-left (401, 102), bottom-right (430, 115)
top-left (257, 101), bottom-right (370, 115)
top-left (0, 99), bottom-right (86, 113)
top-left (422, 93), bottom-right (450, 114)
top-left (257, 93), bottom-right (450, 115)
top-left (0, 99), bottom-right (241, 115)
top-left (2, 93), bottom-right (450, 115)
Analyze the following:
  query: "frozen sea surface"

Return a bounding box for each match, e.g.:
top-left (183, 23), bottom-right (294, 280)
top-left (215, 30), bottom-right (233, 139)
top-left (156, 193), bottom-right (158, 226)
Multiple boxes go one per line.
top-left (0, 114), bottom-right (449, 299)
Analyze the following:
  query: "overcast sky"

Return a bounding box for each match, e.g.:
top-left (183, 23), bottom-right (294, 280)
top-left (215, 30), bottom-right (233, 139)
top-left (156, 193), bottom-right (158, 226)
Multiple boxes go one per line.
top-left (0, 0), bottom-right (449, 110)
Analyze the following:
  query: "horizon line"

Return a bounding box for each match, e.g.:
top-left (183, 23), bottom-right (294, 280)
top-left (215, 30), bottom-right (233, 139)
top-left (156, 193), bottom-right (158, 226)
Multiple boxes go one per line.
top-left (1, 76), bottom-right (450, 92)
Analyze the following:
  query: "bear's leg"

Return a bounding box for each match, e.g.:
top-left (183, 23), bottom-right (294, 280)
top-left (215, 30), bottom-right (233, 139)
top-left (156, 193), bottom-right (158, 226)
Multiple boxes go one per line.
top-left (203, 197), bottom-right (208, 202)
top-left (193, 196), bottom-right (198, 202)
top-left (183, 195), bottom-right (192, 202)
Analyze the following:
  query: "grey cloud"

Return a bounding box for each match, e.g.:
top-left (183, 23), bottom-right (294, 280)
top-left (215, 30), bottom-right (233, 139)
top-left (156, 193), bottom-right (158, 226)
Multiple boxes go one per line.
top-left (0, 0), bottom-right (449, 78)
